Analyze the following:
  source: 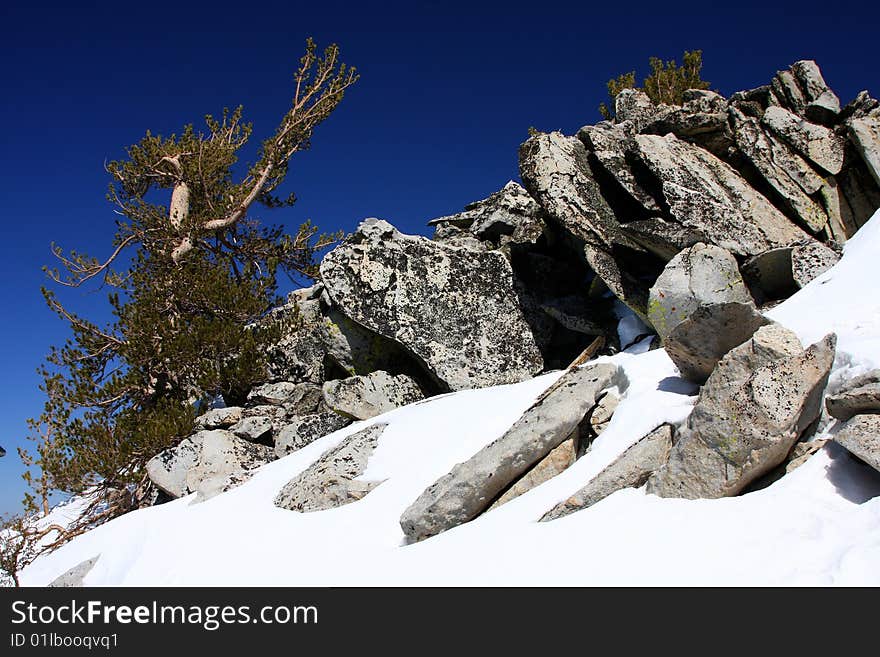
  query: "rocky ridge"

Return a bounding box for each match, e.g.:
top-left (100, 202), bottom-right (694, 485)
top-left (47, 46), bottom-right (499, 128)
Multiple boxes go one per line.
top-left (144, 60), bottom-right (880, 534)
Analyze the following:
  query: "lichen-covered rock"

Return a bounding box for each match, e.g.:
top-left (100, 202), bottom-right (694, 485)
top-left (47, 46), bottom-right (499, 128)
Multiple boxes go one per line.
top-left (147, 430), bottom-right (273, 501)
top-left (791, 241), bottom-right (840, 287)
top-left (847, 115), bottom-right (880, 188)
top-left (322, 371), bottom-right (424, 420)
top-left (247, 381), bottom-right (323, 414)
top-left (429, 181), bottom-right (546, 247)
top-left (48, 556), bottom-right (99, 588)
top-left (762, 106), bottom-right (845, 175)
top-left (647, 330), bottom-right (836, 499)
top-left (275, 424), bottom-right (387, 512)
top-left (743, 241), bottom-right (840, 303)
top-left (146, 436), bottom-right (201, 498)
top-left (832, 414), bottom-right (880, 474)
top-left (633, 133), bottom-right (808, 256)
top-left (790, 60), bottom-right (841, 124)
top-left (519, 131), bottom-right (626, 248)
top-left (540, 424), bottom-right (674, 521)
top-left (399, 362), bottom-right (626, 543)
top-left (614, 88), bottom-right (670, 132)
top-left (731, 108), bottom-right (829, 232)
top-left (664, 302), bottom-right (773, 383)
top-left (643, 91), bottom-right (733, 155)
top-left (319, 218), bottom-right (543, 391)
top-left (619, 218), bottom-right (707, 261)
top-left (577, 121), bottom-right (661, 213)
top-left (826, 370), bottom-right (880, 421)
top-left (268, 284), bottom-right (425, 385)
top-left (195, 406), bottom-right (243, 430)
top-left (648, 242), bottom-right (755, 341)
top-left (274, 411), bottom-right (352, 458)
top-left (230, 415), bottom-right (274, 444)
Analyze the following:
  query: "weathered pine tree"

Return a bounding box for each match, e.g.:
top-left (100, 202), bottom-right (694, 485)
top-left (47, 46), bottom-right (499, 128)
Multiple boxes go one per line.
top-left (19, 39), bottom-right (358, 536)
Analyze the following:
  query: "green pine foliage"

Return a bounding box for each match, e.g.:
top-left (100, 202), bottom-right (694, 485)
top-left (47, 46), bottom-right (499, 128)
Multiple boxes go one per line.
top-left (19, 39), bottom-right (359, 533)
top-left (599, 50), bottom-right (710, 119)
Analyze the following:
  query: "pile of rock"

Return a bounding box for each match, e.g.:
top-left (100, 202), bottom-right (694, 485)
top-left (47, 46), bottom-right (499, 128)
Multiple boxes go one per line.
top-left (147, 371), bottom-right (424, 501)
top-left (146, 59), bottom-right (880, 512)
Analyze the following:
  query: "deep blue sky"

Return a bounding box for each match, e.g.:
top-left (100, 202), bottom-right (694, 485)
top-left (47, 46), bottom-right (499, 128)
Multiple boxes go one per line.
top-left (1, 0), bottom-right (878, 515)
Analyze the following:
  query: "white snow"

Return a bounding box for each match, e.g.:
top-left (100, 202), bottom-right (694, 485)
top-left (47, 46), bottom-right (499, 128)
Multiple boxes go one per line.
top-left (19, 212), bottom-right (880, 587)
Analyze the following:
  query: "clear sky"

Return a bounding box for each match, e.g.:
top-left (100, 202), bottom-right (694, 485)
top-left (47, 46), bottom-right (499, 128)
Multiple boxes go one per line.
top-left (1, 0), bottom-right (878, 515)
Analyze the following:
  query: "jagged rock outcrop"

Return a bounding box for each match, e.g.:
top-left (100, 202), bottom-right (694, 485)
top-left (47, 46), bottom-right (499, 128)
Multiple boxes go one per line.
top-left (731, 108), bottom-right (829, 233)
top-left (429, 181), bottom-right (546, 249)
top-left (541, 424), bottom-right (674, 521)
top-left (275, 424), bottom-right (387, 512)
top-left (519, 130), bottom-right (654, 316)
top-left (848, 115), bottom-right (880, 187)
top-left (825, 370), bottom-right (880, 421)
top-left (322, 371), bottom-right (424, 420)
top-left (832, 414), bottom-right (880, 473)
top-left (762, 106), bottom-right (845, 175)
top-left (647, 327), bottom-right (836, 499)
top-left (633, 133), bottom-right (809, 255)
top-left (320, 218), bottom-right (544, 391)
top-left (399, 362), bottom-right (626, 543)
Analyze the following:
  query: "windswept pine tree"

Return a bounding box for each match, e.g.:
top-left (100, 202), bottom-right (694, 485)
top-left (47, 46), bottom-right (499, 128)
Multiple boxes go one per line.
top-left (19, 39), bottom-right (359, 537)
top-left (599, 50), bottom-right (710, 119)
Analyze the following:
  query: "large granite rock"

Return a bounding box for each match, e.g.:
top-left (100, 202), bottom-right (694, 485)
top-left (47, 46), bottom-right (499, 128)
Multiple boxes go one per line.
top-left (195, 406), bottom-right (243, 430)
top-left (247, 381), bottom-right (323, 413)
top-left (322, 371), bottom-right (424, 420)
top-left (146, 430), bottom-right (273, 501)
top-left (647, 328), bottom-right (836, 499)
top-left (643, 90), bottom-right (733, 155)
top-left (832, 414), bottom-right (880, 474)
top-left (633, 133), bottom-right (808, 256)
top-left (771, 60), bottom-right (840, 124)
top-left (648, 243), bottom-right (768, 382)
top-left (664, 303), bottom-right (773, 383)
top-left (487, 433), bottom-right (579, 510)
top-left (275, 424), bottom-right (387, 512)
top-left (826, 370), bottom-right (880, 421)
top-left (614, 88), bottom-right (669, 132)
top-left (399, 362), bottom-right (625, 543)
top-left (320, 218), bottom-right (544, 391)
top-left (648, 243), bottom-right (754, 341)
top-left (540, 424), bottom-right (674, 521)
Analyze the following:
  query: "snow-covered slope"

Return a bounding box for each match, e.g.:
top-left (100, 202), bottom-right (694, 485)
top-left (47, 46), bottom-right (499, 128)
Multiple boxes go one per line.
top-left (21, 213), bottom-right (880, 586)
